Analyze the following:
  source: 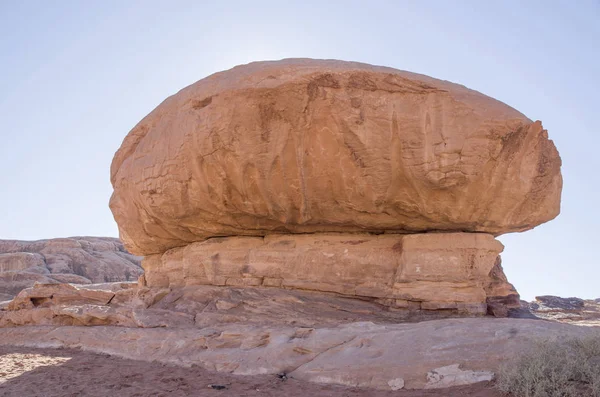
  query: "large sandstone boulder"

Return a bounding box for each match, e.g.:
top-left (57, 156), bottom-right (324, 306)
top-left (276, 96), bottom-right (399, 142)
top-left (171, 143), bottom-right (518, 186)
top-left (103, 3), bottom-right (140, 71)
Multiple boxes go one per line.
top-left (0, 237), bottom-right (143, 300)
top-left (110, 59), bottom-right (561, 256)
top-left (109, 59), bottom-right (562, 316)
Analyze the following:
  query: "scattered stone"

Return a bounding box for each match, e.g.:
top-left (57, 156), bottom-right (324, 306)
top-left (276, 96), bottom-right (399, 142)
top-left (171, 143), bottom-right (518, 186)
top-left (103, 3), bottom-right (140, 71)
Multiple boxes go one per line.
top-left (215, 299), bottom-right (240, 311)
top-left (425, 364), bottom-right (494, 389)
top-left (387, 377), bottom-right (404, 390)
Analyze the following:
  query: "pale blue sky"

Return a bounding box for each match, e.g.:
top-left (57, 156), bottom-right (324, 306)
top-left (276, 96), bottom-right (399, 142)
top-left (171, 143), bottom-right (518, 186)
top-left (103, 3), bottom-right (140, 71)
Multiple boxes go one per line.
top-left (0, 1), bottom-right (598, 300)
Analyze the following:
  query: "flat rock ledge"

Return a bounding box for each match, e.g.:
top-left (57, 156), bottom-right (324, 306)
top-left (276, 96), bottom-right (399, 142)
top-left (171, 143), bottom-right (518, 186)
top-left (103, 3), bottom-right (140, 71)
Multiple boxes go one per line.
top-left (0, 282), bottom-right (596, 390)
top-left (0, 318), bottom-right (593, 390)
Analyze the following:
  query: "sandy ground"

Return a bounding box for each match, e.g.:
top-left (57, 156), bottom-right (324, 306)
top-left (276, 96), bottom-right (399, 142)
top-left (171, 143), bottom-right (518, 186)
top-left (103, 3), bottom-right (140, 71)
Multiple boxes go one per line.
top-left (0, 346), bottom-right (504, 397)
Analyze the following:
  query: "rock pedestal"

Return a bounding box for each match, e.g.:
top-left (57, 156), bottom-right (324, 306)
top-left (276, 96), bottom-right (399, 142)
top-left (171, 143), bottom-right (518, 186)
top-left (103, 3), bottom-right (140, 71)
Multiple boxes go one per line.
top-left (109, 58), bottom-right (562, 316)
top-left (142, 232), bottom-right (516, 315)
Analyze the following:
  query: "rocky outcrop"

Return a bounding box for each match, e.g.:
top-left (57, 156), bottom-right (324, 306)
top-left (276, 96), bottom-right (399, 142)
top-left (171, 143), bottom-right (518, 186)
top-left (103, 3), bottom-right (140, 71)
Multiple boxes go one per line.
top-left (0, 252), bottom-right (46, 272)
top-left (0, 281), bottom-right (490, 329)
top-left (0, 237), bottom-right (143, 300)
top-left (484, 257), bottom-right (520, 317)
top-left (524, 295), bottom-right (600, 326)
top-left (109, 59), bottom-right (562, 316)
top-left (0, 282), bottom-right (595, 390)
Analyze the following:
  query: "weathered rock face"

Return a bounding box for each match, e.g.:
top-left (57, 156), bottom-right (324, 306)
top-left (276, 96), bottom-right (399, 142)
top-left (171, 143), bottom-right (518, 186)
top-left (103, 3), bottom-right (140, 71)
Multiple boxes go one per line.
top-left (0, 281), bottom-right (477, 329)
top-left (0, 237), bottom-right (143, 300)
top-left (0, 252), bottom-right (46, 272)
top-left (142, 232), bottom-right (517, 315)
top-left (524, 296), bottom-right (600, 326)
top-left (485, 257), bottom-right (521, 317)
top-left (109, 59), bottom-right (562, 315)
top-left (110, 59), bottom-right (562, 256)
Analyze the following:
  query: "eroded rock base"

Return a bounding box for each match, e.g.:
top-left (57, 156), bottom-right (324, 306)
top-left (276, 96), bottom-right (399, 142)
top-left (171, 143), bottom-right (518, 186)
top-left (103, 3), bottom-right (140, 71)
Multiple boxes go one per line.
top-left (0, 318), bottom-right (593, 390)
top-left (0, 282), bottom-right (496, 329)
top-left (144, 232), bottom-right (518, 315)
top-left (0, 282), bottom-right (594, 390)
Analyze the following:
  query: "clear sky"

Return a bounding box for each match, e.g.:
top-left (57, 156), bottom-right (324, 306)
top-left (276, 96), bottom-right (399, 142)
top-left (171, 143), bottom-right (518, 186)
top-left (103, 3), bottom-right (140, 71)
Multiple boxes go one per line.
top-left (1, 1), bottom-right (598, 300)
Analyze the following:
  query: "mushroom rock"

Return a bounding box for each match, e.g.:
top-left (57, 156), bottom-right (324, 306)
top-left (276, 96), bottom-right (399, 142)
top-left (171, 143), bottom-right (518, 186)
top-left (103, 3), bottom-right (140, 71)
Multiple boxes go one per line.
top-left (110, 59), bottom-right (562, 315)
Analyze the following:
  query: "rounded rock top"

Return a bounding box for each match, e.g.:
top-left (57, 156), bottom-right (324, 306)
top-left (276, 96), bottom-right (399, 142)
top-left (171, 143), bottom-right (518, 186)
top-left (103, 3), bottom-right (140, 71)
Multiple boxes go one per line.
top-left (110, 58), bottom-right (562, 256)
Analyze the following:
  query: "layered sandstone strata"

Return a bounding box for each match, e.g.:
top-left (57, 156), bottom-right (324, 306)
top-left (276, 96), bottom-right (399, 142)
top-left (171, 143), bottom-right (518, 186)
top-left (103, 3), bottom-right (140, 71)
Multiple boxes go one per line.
top-left (523, 296), bottom-right (600, 326)
top-left (0, 237), bottom-right (143, 299)
top-left (0, 280), bottom-right (593, 390)
top-left (109, 59), bottom-right (562, 315)
top-left (142, 232), bottom-right (515, 314)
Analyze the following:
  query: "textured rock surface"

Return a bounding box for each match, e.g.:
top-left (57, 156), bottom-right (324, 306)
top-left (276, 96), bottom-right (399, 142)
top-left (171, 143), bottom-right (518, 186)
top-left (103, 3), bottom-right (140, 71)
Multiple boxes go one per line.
top-left (0, 346), bottom-right (505, 396)
top-left (1, 282), bottom-right (596, 390)
top-left (110, 58), bottom-right (562, 256)
top-left (0, 237), bottom-right (143, 300)
top-left (0, 282), bottom-right (490, 328)
top-left (0, 272), bottom-right (60, 298)
top-left (0, 316), bottom-right (593, 390)
top-left (0, 253), bottom-right (46, 272)
top-left (524, 295), bottom-right (600, 326)
top-left (0, 282), bottom-right (196, 328)
top-left (484, 257), bottom-right (520, 317)
top-left (424, 364), bottom-right (494, 389)
top-left (142, 232), bottom-right (517, 315)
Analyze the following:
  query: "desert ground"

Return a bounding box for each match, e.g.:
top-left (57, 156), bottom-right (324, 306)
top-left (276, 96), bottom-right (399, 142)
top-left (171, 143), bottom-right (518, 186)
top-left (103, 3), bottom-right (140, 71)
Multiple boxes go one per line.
top-left (0, 346), bottom-right (502, 397)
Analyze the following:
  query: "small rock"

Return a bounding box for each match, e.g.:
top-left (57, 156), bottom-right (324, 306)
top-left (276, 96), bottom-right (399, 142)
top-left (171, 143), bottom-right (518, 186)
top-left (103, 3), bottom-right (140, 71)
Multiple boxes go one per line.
top-left (387, 377), bottom-right (404, 390)
top-left (425, 364), bottom-right (494, 389)
top-left (208, 384), bottom-right (227, 390)
top-left (215, 300), bottom-right (240, 311)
